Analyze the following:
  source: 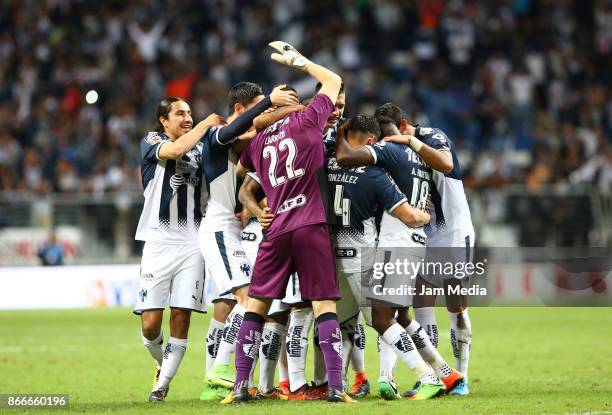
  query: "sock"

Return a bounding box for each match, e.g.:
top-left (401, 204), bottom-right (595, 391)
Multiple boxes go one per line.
top-left (278, 331), bottom-right (289, 384)
top-left (234, 312), bottom-right (264, 392)
top-left (154, 337), bottom-right (187, 390)
top-left (313, 325), bottom-right (328, 386)
top-left (215, 303), bottom-right (246, 366)
top-left (351, 316), bottom-right (366, 374)
top-left (378, 334), bottom-right (397, 380)
top-left (142, 330), bottom-right (163, 368)
top-left (258, 322), bottom-right (284, 393)
top-left (449, 309), bottom-right (472, 377)
top-left (286, 308), bottom-right (314, 392)
top-left (340, 317), bottom-right (356, 383)
top-left (205, 319), bottom-right (225, 373)
top-left (413, 307), bottom-right (439, 348)
top-left (406, 320), bottom-right (451, 378)
top-left (381, 324), bottom-right (438, 385)
top-left (316, 313), bottom-right (343, 391)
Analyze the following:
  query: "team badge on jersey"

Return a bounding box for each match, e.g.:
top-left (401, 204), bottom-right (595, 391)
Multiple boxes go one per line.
top-left (144, 132), bottom-right (164, 145)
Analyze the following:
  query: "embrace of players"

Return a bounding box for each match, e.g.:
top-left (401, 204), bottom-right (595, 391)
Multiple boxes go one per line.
top-left (133, 41), bottom-right (474, 404)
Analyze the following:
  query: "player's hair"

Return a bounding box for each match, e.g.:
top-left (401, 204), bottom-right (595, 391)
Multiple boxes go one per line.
top-left (315, 82), bottom-right (345, 95)
top-left (374, 103), bottom-right (407, 128)
top-left (376, 115), bottom-right (397, 138)
top-left (155, 97), bottom-right (185, 132)
top-left (228, 82), bottom-right (264, 115)
top-left (347, 114), bottom-right (380, 139)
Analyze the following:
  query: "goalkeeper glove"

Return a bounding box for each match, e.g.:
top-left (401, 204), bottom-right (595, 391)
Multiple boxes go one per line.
top-left (269, 41), bottom-right (312, 71)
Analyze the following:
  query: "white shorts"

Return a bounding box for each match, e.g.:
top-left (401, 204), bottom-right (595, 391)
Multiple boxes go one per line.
top-left (134, 242), bottom-right (206, 314)
top-left (241, 219), bottom-right (289, 316)
top-left (336, 268), bottom-right (368, 325)
top-left (200, 222), bottom-right (251, 296)
top-left (421, 229), bottom-right (475, 287)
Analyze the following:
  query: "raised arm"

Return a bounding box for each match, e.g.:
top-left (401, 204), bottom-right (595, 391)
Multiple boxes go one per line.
top-left (158, 113), bottom-right (225, 160)
top-left (384, 135), bottom-right (453, 174)
top-left (334, 120), bottom-right (375, 167)
top-left (269, 41), bottom-right (342, 103)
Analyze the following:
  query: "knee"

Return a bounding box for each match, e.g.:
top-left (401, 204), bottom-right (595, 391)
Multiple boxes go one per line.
top-left (371, 314), bottom-right (390, 336)
top-left (141, 313), bottom-right (162, 340)
top-left (170, 309), bottom-right (192, 339)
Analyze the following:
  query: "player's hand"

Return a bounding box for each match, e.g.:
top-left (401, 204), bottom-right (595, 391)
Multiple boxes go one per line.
top-left (238, 128), bottom-right (257, 141)
top-left (270, 85), bottom-right (299, 107)
top-left (258, 207), bottom-right (274, 230)
top-left (383, 135), bottom-right (412, 145)
top-left (237, 208), bottom-right (254, 227)
top-left (269, 41), bottom-right (312, 71)
top-left (202, 113), bottom-right (226, 127)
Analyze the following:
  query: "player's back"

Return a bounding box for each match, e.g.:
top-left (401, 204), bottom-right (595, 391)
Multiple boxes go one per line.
top-left (327, 157), bottom-right (407, 271)
top-left (240, 94), bottom-right (335, 238)
top-left (415, 127), bottom-right (474, 244)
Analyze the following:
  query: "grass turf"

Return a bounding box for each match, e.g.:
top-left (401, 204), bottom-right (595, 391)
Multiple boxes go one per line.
top-left (1, 307), bottom-right (611, 414)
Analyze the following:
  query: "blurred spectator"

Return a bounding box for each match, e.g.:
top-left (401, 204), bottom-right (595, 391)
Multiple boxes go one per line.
top-left (38, 231), bottom-right (64, 266)
top-left (0, 0), bottom-right (608, 195)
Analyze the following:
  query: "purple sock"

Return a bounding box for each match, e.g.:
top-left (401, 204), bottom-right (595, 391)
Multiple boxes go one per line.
top-left (316, 313), bottom-right (343, 391)
top-left (233, 312), bottom-right (264, 392)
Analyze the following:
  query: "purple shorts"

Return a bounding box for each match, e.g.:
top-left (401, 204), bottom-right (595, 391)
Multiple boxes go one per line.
top-left (248, 223), bottom-right (340, 301)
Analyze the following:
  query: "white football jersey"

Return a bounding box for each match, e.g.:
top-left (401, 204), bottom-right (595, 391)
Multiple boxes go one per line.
top-left (200, 125), bottom-right (241, 233)
top-left (415, 127), bottom-right (475, 246)
top-left (135, 132), bottom-right (208, 244)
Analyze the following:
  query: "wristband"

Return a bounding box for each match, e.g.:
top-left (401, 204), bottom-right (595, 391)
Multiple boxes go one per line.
top-left (409, 136), bottom-right (423, 152)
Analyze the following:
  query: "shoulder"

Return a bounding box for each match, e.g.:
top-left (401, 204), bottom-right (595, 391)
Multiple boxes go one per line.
top-left (142, 131), bottom-right (168, 145)
top-left (417, 127), bottom-right (451, 145)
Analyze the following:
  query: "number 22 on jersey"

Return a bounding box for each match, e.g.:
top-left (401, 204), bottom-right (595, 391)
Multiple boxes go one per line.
top-left (263, 138), bottom-right (304, 187)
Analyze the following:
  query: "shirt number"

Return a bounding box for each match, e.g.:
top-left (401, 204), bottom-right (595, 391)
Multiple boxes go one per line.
top-left (410, 177), bottom-right (430, 211)
top-left (333, 185), bottom-right (351, 226)
top-left (263, 138), bottom-right (305, 187)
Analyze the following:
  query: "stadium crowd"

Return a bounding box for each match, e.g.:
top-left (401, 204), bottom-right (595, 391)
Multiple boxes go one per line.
top-left (0, 0), bottom-right (610, 195)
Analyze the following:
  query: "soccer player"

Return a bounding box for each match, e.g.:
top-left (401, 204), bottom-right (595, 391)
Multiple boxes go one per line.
top-left (335, 113), bottom-right (463, 400)
top-left (199, 82), bottom-right (298, 394)
top-left (223, 41), bottom-right (351, 404)
top-left (327, 115), bottom-right (433, 396)
top-left (376, 104), bottom-right (474, 396)
top-left (134, 97), bottom-right (224, 402)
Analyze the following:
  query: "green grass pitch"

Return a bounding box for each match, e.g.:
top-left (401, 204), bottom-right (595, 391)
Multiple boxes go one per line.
top-left (1, 307), bottom-right (611, 414)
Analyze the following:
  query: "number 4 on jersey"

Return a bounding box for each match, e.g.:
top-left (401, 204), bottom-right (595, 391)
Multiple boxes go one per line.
top-left (334, 185), bottom-right (351, 226)
top-left (263, 138), bottom-right (305, 187)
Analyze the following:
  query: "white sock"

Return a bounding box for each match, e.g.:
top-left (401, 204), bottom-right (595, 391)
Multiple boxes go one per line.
top-left (278, 331), bottom-right (288, 383)
top-left (350, 316), bottom-right (366, 374)
top-left (215, 303), bottom-right (246, 366)
top-left (381, 324), bottom-right (438, 385)
top-left (286, 308), bottom-right (314, 392)
top-left (258, 322), bottom-right (284, 393)
top-left (406, 320), bottom-right (451, 378)
top-left (377, 334), bottom-right (397, 380)
top-left (205, 319), bottom-right (225, 373)
top-left (142, 330), bottom-right (163, 368)
top-left (340, 318), bottom-right (356, 383)
top-left (449, 309), bottom-right (472, 377)
top-left (413, 307), bottom-right (439, 348)
top-left (154, 337), bottom-right (188, 390)
top-left (313, 324), bottom-right (328, 386)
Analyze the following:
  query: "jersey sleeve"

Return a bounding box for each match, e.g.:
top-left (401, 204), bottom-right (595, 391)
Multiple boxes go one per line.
top-left (295, 94), bottom-right (334, 134)
top-left (239, 141), bottom-right (255, 171)
top-left (140, 132), bottom-right (170, 162)
top-left (417, 127), bottom-right (451, 152)
top-left (365, 141), bottom-right (401, 169)
top-left (374, 169), bottom-right (407, 213)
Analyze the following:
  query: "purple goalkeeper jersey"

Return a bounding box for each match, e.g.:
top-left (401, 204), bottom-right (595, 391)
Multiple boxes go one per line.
top-left (240, 93), bottom-right (335, 239)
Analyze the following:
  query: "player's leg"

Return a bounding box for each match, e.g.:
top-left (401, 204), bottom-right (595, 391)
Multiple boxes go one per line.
top-left (257, 304), bottom-right (288, 399)
top-left (412, 275), bottom-right (439, 347)
top-left (349, 313), bottom-right (369, 396)
top-left (135, 242), bottom-right (173, 398)
top-left (222, 232), bottom-right (293, 404)
top-left (200, 297), bottom-right (236, 401)
top-left (151, 246), bottom-right (205, 401)
top-left (371, 304), bottom-right (444, 400)
top-left (294, 224), bottom-right (353, 403)
top-left (202, 227), bottom-right (251, 388)
top-left (445, 285), bottom-right (471, 396)
top-left (286, 302), bottom-right (314, 397)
